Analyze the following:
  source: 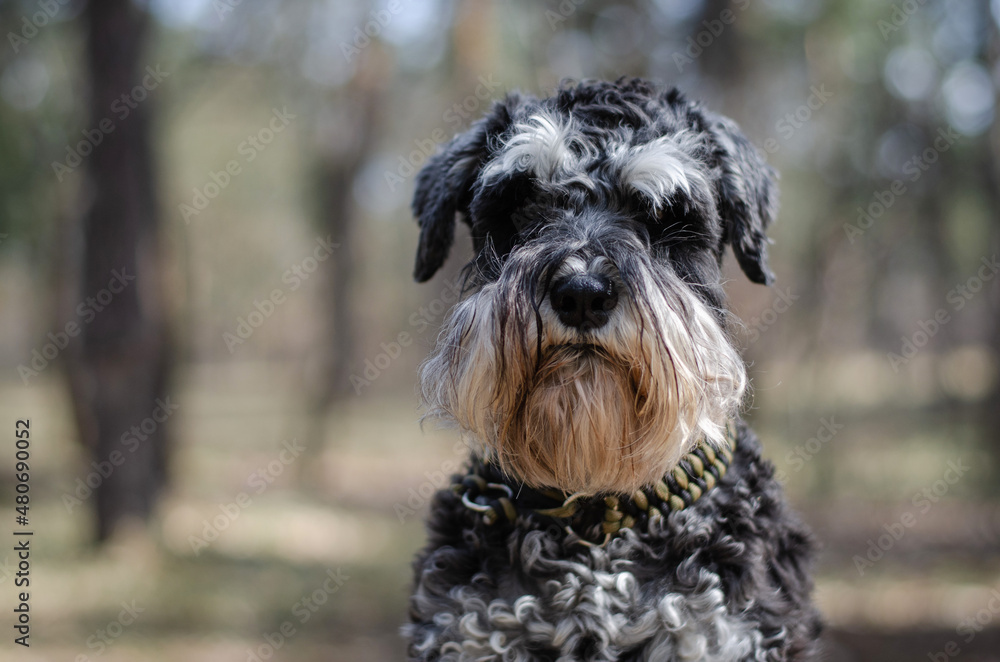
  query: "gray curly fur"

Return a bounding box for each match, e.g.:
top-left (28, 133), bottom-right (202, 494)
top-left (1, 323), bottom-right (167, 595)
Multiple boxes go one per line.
top-left (405, 422), bottom-right (821, 661)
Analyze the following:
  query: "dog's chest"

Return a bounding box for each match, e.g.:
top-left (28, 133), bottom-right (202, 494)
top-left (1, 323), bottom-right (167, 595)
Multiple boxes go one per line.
top-left (407, 529), bottom-right (766, 662)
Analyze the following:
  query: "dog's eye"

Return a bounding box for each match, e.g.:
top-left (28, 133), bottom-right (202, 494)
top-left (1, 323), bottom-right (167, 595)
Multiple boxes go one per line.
top-left (647, 204), bottom-right (703, 248)
top-left (645, 203), bottom-right (675, 238)
top-left (469, 174), bottom-right (539, 255)
top-left (510, 208), bottom-right (539, 237)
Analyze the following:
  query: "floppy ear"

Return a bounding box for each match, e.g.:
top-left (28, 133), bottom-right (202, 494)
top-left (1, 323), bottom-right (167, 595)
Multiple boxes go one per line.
top-left (412, 98), bottom-right (516, 282)
top-left (706, 113), bottom-right (779, 285)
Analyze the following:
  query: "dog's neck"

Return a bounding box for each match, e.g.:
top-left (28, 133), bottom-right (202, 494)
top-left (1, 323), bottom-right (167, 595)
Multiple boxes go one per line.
top-left (454, 423), bottom-right (738, 546)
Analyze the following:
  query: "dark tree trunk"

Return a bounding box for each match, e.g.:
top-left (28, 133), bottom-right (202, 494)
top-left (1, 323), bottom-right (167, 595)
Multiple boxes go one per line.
top-left (297, 52), bottom-right (388, 487)
top-left (66, 0), bottom-right (172, 541)
top-left (310, 144), bottom-right (364, 407)
top-left (697, 0), bottom-right (747, 91)
top-left (979, 25), bottom-right (1000, 493)
top-left (308, 65), bottom-right (384, 411)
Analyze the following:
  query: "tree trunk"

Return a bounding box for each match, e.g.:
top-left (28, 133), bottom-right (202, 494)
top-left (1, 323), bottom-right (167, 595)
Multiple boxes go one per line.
top-left (296, 50), bottom-right (389, 489)
top-left (66, 0), bottom-right (172, 542)
top-left (310, 141), bottom-right (364, 408)
top-left (308, 58), bottom-right (385, 411)
top-left (979, 26), bottom-right (1000, 494)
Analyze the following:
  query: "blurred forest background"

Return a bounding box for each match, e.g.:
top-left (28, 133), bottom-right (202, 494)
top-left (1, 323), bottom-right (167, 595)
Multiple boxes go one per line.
top-left (0, 0), bottom-right (998, 660)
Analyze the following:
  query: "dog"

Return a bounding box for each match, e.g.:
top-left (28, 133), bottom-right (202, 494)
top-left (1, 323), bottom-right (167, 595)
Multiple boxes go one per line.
top-left (403, 78), bottom-right (822, 662)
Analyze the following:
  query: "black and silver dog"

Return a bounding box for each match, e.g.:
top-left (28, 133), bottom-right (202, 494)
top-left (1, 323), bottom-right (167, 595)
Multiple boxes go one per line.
top-left (404, 78), bottom-right (822, 662)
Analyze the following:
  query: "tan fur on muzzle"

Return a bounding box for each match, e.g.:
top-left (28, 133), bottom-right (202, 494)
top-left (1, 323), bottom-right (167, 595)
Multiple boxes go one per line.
top-left (419, 268), bottom-right (747, 495)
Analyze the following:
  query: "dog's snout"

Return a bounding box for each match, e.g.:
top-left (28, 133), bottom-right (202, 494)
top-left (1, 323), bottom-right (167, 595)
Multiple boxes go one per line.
top-left (550, 274), bottom-right (618, 330)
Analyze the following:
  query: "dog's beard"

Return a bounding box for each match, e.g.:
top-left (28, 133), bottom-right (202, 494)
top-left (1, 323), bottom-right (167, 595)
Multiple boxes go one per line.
top-left (497, 345), bottom-right (664, 493)
top-left (419, 259), bottom-right (747, 495)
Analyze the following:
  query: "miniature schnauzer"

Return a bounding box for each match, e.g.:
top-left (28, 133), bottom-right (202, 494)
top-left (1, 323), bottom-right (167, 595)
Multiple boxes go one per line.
top-left (404, 78), bottom-right (822, 661)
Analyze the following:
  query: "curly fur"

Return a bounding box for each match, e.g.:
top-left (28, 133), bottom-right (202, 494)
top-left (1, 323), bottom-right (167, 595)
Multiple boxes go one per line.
top-left (404, 424), bottom-right (822, 661)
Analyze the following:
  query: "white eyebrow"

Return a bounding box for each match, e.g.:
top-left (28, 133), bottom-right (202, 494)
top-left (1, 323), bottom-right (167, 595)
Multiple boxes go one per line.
top-left (611, 131), bottom-right (711, 212)
top-left (480, 111), bottom-right (589, 185)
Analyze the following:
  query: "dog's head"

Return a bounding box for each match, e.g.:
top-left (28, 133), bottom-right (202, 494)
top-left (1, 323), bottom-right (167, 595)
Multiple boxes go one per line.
top-left (412, 78), bottom-right (777, 495)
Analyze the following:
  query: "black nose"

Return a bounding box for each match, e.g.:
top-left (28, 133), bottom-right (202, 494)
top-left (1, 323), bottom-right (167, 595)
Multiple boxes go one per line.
top-left (549, 274), bottom-right (619, 330)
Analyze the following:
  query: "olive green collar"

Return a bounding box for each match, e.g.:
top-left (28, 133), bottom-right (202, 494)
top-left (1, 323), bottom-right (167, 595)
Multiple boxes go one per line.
top-left (453, 423), bottom-right (737, 545)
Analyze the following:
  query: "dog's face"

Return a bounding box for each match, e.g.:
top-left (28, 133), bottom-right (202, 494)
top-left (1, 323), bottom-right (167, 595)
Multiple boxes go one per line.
top-left (412, 79), bottom-right (777, 495)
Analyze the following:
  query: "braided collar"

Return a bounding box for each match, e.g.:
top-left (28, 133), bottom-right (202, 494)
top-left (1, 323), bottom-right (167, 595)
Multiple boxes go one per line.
top-left (453, 423), bottom-right (737, 545)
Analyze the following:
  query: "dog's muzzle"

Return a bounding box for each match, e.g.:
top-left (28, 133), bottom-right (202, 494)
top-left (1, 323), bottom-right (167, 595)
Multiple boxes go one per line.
top-left (420, 245), bottom-right (746, 495)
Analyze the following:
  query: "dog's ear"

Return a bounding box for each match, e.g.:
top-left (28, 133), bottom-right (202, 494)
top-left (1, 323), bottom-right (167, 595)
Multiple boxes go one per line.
top-left (412, 98), bottom-right (517, 282)
top-left (706, 113), bottom-right (778, 286)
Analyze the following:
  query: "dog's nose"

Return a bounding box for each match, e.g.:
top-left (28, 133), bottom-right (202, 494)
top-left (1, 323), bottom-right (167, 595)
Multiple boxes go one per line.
top-left (550, 274), bottom-right (619, 330)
